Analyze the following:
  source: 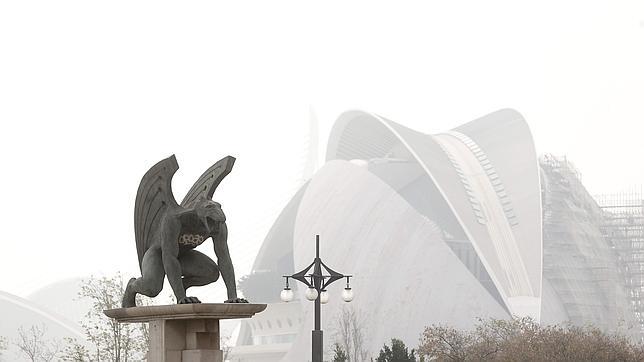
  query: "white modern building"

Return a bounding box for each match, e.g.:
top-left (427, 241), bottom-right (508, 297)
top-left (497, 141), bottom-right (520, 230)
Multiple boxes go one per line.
top-left (231, 109), bottom-right (636, 361)
top-left (0, 280), bottom-right (87, 361)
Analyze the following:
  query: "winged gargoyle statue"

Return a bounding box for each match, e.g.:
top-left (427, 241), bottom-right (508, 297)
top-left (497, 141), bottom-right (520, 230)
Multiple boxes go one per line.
top-left (122, 155), bottom-right (248, 307)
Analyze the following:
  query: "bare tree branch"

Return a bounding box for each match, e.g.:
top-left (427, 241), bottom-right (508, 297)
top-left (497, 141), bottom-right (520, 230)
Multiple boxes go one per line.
top-left (418, 317), bottom-right (644, 361)
top-left (70, 273), bottom-right (149, 361)
top-left (333, 306), bottom-right (370, 361)
top-left (14, 325), bottom-right (60, 362)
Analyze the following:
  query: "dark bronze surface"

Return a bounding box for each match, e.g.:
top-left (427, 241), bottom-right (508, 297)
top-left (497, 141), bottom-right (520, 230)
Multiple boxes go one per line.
top-left (122, 155), bottom-right (248, 307)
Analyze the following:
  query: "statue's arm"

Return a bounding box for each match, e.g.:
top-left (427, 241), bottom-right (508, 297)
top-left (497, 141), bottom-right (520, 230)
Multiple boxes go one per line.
top-left (160, 216), bottom-right (188, 302)
top-left (213, 223), bottom-right (241, 301)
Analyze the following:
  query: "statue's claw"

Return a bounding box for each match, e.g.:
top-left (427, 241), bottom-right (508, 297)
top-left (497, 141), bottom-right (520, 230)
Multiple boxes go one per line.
top-left (178, 296), bottom-right (201, 304)
top-left (225, 297), bottom-right (249, 303)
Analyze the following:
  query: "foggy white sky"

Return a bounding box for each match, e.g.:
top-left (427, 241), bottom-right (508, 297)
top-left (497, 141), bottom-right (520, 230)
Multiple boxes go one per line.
top-left (0, 1), bottom-right (642, 298)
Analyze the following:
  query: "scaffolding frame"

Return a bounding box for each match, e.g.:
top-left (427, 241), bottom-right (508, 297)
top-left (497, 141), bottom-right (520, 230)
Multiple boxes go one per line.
top-left (596, 187), bottom-right (644, 340)
top-left (540, 155), bottom-right (623, 331)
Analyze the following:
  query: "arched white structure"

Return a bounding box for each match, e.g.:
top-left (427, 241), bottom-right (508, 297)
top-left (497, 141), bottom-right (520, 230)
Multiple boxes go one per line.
top-left (326, 109), bottom-right (542, 320)
top-left (0, 291), bottom-right (84, 338)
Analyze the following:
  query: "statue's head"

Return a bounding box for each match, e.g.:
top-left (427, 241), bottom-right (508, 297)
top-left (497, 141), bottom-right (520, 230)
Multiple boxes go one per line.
top-left (194, 199), bottom-right (226, 232)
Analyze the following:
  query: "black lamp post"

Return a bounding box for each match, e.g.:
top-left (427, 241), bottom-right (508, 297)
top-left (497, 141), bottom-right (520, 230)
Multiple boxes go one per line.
top-left (280, 235), bottom-right (353, 362)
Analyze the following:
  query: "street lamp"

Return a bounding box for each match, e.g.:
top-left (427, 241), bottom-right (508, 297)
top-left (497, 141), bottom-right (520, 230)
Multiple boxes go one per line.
top-left (280, 278), bottom-right (294, 302)
top-left (341, 277), bottom-right (354, 302)
top-left (280, 235), bottom-right (353, 362)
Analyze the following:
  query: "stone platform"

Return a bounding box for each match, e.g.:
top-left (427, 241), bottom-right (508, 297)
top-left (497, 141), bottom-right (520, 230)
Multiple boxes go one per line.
top-left (105, 303), bottom-right (266, 362)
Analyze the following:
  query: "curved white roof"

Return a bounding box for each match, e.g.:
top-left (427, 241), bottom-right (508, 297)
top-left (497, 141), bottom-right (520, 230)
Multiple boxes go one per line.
top-left (0, 290), bottom-right (84, 340)
top-left (326, 109), bottom-right (543, 319)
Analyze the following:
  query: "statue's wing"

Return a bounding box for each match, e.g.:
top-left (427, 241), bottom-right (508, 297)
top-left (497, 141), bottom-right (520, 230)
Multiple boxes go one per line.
top-left (180, 156), bottom-right (235, 208)
top-left (134, 155), bottom-right (180, 269)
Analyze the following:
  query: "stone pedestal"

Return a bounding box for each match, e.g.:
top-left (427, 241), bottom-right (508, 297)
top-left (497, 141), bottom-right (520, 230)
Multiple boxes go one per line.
top-left (104, 303), bottom-right (266, 362)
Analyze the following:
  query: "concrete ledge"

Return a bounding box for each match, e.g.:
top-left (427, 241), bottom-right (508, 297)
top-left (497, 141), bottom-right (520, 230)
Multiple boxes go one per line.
top-left (104, 303), bottom-right (267, 323)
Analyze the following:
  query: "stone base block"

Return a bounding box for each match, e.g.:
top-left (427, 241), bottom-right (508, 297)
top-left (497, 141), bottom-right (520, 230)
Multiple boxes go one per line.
top-left (182, 349), bottom-right (223, 362)
top-left (104, 303), bottom-right (266, 362)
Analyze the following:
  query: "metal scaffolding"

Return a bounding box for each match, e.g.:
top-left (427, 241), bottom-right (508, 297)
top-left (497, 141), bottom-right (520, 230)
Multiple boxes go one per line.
top-left (540, 155), bottom-right (622, 331)
top-left (596, 187), bottom-right (644, 340)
